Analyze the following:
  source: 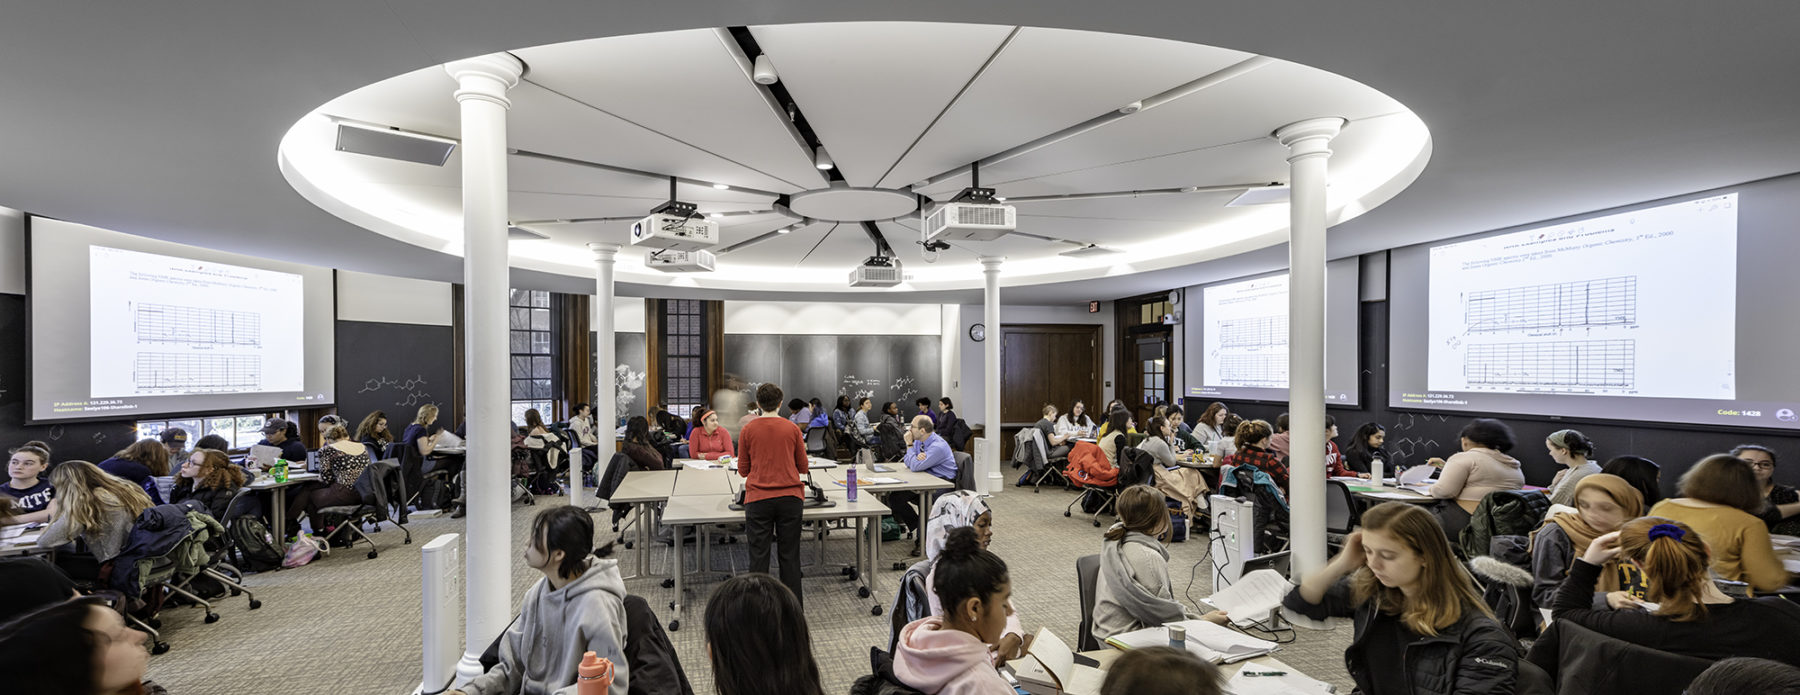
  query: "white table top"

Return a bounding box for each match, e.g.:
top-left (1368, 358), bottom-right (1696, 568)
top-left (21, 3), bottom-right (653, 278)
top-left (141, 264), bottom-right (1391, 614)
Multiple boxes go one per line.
top-left (660, 490), bottom-right (892, 526)
top-left (247, 472), bottom-right (321, 489)
top-left (673, 467), bottom-right (733, 497)
top-left (611, 470), bottom-right (678, 503)
top-left (824, 467), bottom-right (956, 493)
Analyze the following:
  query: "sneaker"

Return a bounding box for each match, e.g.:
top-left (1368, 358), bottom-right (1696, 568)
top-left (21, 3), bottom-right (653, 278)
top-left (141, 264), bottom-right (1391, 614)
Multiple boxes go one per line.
top-left (450, 504), bottom-right (467, 519)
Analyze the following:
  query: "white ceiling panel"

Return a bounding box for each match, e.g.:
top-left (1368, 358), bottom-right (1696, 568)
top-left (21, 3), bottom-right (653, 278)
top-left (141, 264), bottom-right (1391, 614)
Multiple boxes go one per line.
top-left (876, 27), bottom-right (1251, 189)
top-left (983, 139), bottom-right (1292, 199)
top-left (319, 65), bottom-right (462, 139)
top-left (750, 22), bottom-right (1015, 188)
top-left (515, 31), bottom-right (825, 191)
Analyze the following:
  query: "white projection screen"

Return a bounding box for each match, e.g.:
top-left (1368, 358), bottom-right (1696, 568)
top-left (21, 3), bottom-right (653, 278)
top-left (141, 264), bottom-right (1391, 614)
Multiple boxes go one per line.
top-left (28, 217), bottom-right (336, 423)
top-left (1183, 258), bottom-right (1362, 405)
top-left (1390, 181), bottom-right (1800, 431)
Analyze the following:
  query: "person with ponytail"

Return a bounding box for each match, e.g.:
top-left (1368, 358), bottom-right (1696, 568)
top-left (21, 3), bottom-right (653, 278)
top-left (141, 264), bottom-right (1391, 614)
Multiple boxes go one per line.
top-left (1284, 502), bottom-right (1520, 695)
top-left (1647, 454), bottom-right (1789, 592)
top-left (1553, 518), bottom-right (1800, 666)
top-left (919, 491), bottom-right (1028, 663)
top-left (1092, 485), bottom-right (1228, 642)
top-left (893, 526), bottom-right (1016, 695)
top-left (1543, 429), bottom-right (1600, 507)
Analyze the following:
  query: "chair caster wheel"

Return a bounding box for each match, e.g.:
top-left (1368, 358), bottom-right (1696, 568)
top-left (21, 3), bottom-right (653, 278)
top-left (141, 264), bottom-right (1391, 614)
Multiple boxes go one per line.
top-left (1064, 511), bottom-right (1072, 518)
top-left (871, 605), bottom-right (883, 616)
top-left (405, 538), bottom-right (412, 544)
top-left (249, 599), bottom-right (262, 610)
top-left (204, 612), bottom-right (220, 624)
top-left (841, 567), bottom-right (855, 577)
top-left (848, 569), bottom-right (860, 581)
top-left (1093, 520), bottom-right (1102, 527)
top-left (858, 586), bottom-right (871, 599)
top-left (151, 641), bottom-right (170, 655)
top-left (368, 551), bottom-right (379, 559)
top-left (625, 541), bottom-right (635, 550)
top-left (661, 578), bottom-right (675, 589)
top-left (668, 620), bottom-right (680, 632)
top-left (1034, 488), bottom-right (1041, 494)
top-left (148, 618), bottom-right (162, 629)
top-left (669, 601), bottom-right (676, 610)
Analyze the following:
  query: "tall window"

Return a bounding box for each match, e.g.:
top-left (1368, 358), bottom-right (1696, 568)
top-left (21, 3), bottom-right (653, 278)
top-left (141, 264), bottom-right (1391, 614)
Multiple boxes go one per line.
top-left (660, 299), bottom-right (705, 416)
top-left (511, 289), bottom-right (556, 423)
top-left (137, 412), bottom-right (267, 450)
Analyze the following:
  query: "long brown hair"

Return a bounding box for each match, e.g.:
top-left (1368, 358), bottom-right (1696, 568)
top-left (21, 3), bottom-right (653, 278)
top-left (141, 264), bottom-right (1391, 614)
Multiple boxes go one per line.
top-left (176, 449), bottom-right (245, 493)
top-left (112, 438), bottom-right (170, 476)
top-left (1350, 502), bottom-right (1493, 635)
top-left (46, 461), bottom-right (153, 536)
top-left (1105, 485), bottom-right (1171, 543)
top-left (1677, 454), bottom-right (1764, 513)
top-left (355, 410), bottom-right (391, 445)
top-left (1197, 402), bottom-right (1228, 429)
top-left (1617, 516), bottom-right (1713, 622)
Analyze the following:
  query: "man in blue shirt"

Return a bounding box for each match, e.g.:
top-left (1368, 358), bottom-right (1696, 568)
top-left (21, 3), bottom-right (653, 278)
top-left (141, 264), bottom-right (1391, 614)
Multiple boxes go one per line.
top-left (253, 418), bottom-right (308, 467)
top-left (904, 415), bottom-right (957, 481)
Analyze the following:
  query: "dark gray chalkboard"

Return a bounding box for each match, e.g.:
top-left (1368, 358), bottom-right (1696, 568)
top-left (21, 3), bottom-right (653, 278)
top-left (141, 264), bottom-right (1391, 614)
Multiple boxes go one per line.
top-left (333, 320), bottom-right (453, 424)
top-left (0, 294), bottom-right (137, 461)
top-left (724, 334), bottom-right (940, 411)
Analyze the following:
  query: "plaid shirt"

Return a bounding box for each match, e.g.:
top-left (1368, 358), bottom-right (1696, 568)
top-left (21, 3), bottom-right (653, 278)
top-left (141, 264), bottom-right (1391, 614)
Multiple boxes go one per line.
top-left (1223, 445), bottom-right (1287, 492)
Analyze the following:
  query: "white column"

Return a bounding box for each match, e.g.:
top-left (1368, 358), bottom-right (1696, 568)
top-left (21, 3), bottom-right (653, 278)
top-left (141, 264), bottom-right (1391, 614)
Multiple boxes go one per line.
top-left (981, 257), bottom-right (1004, 493)
top-left (586, 242), bottom-right (620, 510)
top-left (1275, 117), bottom-right (1344, 578)
top-left (446, 52), bottom-right (524, 685)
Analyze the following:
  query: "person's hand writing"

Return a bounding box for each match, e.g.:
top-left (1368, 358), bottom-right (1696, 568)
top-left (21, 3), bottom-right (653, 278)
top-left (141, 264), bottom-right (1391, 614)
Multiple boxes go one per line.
top-left (1581, 531), bottom-right (1623, 566)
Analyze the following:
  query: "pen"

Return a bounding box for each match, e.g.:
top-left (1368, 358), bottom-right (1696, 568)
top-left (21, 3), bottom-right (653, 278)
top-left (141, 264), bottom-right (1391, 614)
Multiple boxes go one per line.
top-left (1243, 671), bottom-right (1287, 677)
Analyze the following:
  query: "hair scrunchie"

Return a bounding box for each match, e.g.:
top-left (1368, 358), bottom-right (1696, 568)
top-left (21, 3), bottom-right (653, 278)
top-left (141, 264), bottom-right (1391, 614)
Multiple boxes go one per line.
top-left (1646, 523), bottom-right (1686, 542)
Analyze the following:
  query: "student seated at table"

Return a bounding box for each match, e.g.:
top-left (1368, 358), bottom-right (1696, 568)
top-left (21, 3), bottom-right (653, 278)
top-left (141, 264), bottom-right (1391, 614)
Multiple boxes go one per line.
top-left (356, 410), bottom-right (395, 454)
top-left (1190, 401), bottom-right (1229, 454)
top-left (97, 439), bottom-right (170, 506)
top-left (3, 442), bottom-right (55, 525)
top-left (1529, 473), bottom-right (1646, 612)
top-left (689, 410), bottom-right (734, 461)
top-left (936, 398), bottom-right (960, 432)
top-left (451, 505), bottom-right (630, 695)
top-left (253, 417), bottom-right (309, 468)
top-left (1034, 404), bottom-right (1071, 460)
top-left (1141, 417), bottom-right (1208, 522)
top-left (1099, 646), bottom-right (1224, 695)
top-left (1283, 502), bottom-right (1521, 695)
top-left (1095, 406), bottom-right (1137, 442)
top-left (1426, 418), bottom-right (1525, 538)
top-left (853, 397), bottom-right (878, 444)
top-left (621, 416), bottom-right (666, 471)
top-left (787, 398), bottom-right (813, 428)
top-left (289, 425), bottom-right (370, 538)
top-left (835, 396), bottom-right (856, 431)
top-left (1097, 409), bottom-right (1133, 467)
top-left (193, 433), bottom-right (231, 453)
top-left (809, 399), bottom-right (833, 430)
top-left (1734, 444), bottom-right (1800, 535)
top-left (567, 403), bottom-right (599, 448)
top-left (1163, 406), bottom-right (1201, 452)
top-left (1551, 517), bottom-right (1800, 666)
top-left (1647, 454), bottom-right (1789, 593)
top-left (921, 492), bottom-right (1028, 663)
top-left (1216, 413), bottom-right (1243, 459)
top-left (894, 526), bottom-right (1017, 695)
top-left (1602, 455), bottom-right (1662, 508)
top-left (1542, 429), bottom-right (1600, 508)
top-left (705, 573), bottom-right (825, 695)
top-left (1218, 419), bottom-right (1287, 493)
top-left (520, 408), bottom-right (564, 473)
top-left (1092, 486), bottom-right (1229, 642)
top-left (1055, 400), bottom-right (1096, 440)
top-left (1267, 413), bottom-right (1291, 458)
top-left (158, 428), bottom-right (188, 462)
top-left (1343, 422), bottom-right (1389, 476)
top-left (880, 401), bottom-right (903, 430)
top-left (171, 448), bottom-right (246, 521)
top-left (0, 597), bottom-right (161, 695)
top-left (738, 383), bottom-right (810, 604)
top-left (1321, 415), bottom-right (1361, 478)
top-left (36, 461), bottom-right (155, 568)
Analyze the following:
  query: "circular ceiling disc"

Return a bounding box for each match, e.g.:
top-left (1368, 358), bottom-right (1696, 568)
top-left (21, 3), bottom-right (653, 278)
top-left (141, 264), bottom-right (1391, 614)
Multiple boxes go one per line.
top-left (785, 187), bottom-right (918, 222)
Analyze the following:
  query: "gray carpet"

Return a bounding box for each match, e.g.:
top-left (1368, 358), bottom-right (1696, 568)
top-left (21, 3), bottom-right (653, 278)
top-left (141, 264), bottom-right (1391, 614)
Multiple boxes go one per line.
top-left (142, 485), bottom-right (1354, 694)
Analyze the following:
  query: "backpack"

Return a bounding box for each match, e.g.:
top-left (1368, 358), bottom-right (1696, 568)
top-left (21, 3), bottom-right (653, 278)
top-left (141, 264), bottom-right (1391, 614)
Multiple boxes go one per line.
top-left (417, 477), bottom-right (453, 510)
top-left (527, 464), bottom-right (561, 496)
top-left (226, 515), bottom-right (283, 572)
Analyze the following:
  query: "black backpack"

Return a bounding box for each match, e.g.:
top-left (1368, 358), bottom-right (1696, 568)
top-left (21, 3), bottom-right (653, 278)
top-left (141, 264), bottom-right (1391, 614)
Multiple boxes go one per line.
top-left (226, 515), bottom-right (283, 572)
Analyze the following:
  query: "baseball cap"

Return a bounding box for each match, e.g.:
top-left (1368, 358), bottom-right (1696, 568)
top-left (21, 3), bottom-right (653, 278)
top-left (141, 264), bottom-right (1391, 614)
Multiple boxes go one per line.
top-left (261, 417), bottom-right (290, 435)
top-left (159, 428), bottom-right (188, 445)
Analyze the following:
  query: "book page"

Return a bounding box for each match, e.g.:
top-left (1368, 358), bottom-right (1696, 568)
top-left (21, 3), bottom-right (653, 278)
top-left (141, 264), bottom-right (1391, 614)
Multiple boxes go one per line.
top-left (1205, 569), bottom-right (1291, 627)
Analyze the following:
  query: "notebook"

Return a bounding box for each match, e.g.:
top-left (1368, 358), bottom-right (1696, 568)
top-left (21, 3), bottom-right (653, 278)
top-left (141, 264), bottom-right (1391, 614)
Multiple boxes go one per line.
top-left (1225, 657), bottom-right (1336, 694)
top-left (1104, 619), bottom-right (1276, 664)
top-left (1009, 627), bottom-right (1106, 695)
top-left (1202, 569), bottom-right (1292, 627)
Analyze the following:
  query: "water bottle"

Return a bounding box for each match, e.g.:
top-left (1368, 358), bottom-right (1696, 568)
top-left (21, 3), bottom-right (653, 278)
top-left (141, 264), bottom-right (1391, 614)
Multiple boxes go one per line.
top-left (273, 459), bottom-right (289, 484)
top-left (846, 467), bottom-right (858, 501)
top-left (577, 651), bottom-right (614, 695)
top-left (1371, 459), bottom-right (1385, 488)
top-left (1168, 623), bottom-right (1186, 651)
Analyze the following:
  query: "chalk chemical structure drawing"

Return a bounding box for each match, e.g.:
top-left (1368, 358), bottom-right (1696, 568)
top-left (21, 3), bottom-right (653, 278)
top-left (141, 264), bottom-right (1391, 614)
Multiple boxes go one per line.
top-left (889, 376), bottom-right (920, 402)
top-left (614, 363), bottom-right (646, 415)
top-left (840, 375), bottom-right (881, 401)
top-left (357, 374), bottom-right (434, 408)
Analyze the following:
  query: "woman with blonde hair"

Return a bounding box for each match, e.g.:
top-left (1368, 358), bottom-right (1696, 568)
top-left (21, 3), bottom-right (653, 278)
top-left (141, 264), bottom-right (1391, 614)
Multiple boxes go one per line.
top-left (1552, 517), bottom-right (1800, 665)
top-left (1284, 502), bottom-right (1520, 694)
top-left (36, 461), bottom-right (155, 565)
top-left (1091, 485), bottom-right (1227, 642)
top-left (98, 439), bottom-right (170, 505)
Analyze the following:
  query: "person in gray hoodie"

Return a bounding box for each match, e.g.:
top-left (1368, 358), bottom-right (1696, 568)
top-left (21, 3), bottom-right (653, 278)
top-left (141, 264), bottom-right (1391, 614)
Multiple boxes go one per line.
top-left (453, 505), bottom-right (630, 695)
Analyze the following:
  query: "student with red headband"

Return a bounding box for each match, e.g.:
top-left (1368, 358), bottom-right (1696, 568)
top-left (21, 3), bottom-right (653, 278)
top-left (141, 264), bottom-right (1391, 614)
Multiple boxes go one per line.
top-left (690, 409), bottom-right (735, 461)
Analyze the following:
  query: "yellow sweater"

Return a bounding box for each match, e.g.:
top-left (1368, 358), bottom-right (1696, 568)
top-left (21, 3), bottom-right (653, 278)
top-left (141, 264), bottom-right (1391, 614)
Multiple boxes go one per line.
top-left (1647, 498), bottom-right (1790, 593)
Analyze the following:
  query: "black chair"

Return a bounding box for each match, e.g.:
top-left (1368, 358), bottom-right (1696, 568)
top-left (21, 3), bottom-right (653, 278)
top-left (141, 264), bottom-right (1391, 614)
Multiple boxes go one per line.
top-left (1325, 479), bottom-right (1359, 550)
top-left (805, 426), bottom-right (828, 457)
top-left (1527, 619), bottom-right (1713, 694)
top-left (1075, 554), bottom-right (1102, 651)
top-left (318, 459), bottom-right (411, 559)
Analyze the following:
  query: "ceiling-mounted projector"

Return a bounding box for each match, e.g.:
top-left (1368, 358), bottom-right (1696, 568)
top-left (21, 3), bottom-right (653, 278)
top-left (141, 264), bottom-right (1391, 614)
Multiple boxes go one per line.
top-left (647, 249), bottom-right (716, 273)
top-left (849, 256), bottom-right (903, 288)
top-left (923, 202), bottom-right (1016, 242)
top-left (629, 211), bottom-right (718, 252)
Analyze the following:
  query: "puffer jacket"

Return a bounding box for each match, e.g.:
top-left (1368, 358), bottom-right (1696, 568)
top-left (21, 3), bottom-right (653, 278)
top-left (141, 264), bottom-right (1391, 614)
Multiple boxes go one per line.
top-left (1283, 578), bottom-right (1521, 695)
top-left (1460, 488), bottom-right (1550, 560)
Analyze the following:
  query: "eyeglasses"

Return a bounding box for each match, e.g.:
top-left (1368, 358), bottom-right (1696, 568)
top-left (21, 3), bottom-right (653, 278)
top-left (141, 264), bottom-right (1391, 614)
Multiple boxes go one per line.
top-left (1748, 461), bottom-right (1776, 470)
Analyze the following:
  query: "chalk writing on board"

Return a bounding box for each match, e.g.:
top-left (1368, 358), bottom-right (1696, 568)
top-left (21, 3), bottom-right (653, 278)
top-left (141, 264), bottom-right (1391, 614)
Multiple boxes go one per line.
top-left (48, 425), bottom-right (65, 442)
top-left (841, 375), bottom-right (881, 401)
top-left (889, 376), bottom-right (919, 401)
top-left (356, 374), bottom-right (434, 408)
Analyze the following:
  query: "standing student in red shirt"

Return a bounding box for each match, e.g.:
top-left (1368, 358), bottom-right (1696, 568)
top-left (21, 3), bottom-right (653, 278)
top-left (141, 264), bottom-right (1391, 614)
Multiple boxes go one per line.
top-left (737, 382), bottom-right (810, 604)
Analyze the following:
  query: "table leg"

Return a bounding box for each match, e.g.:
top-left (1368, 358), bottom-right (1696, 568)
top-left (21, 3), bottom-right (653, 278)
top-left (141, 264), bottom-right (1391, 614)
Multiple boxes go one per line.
top-left (637, 502), bottom-right (650, 577)
top-left (670, 522), bottom-right (685, 631)
top-left (866, 515), bottom-right (880, 599)
top-left (272, 489), bottom-right (287, 545)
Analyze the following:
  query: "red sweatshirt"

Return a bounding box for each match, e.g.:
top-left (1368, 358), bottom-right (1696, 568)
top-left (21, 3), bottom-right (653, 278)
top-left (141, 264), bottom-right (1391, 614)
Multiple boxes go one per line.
top-left (690, 425), bottom-right (735, 460)
top-left (737, 416), bottom-right (808, 504)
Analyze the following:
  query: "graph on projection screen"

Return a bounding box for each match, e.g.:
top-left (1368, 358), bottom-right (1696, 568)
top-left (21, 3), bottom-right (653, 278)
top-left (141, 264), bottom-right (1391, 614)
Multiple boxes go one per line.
top-left (1203, 275), bottom-right (1292, 389)
top-left (1426, 194), bottom-right (1737, 399)
top-left (89, 245), bottom-right (304, 398)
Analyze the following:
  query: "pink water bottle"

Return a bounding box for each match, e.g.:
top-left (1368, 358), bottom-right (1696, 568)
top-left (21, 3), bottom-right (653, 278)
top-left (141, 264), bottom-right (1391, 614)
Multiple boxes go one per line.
top-left (846, 467), bottom-right (858, 501)
top-left (578, 651), bottom-right (614, 695)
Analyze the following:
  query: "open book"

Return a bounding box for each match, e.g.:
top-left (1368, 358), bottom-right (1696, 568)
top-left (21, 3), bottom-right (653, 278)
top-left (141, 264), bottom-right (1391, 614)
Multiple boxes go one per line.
top-left (1009, 627), bottom-right (1106, 695)
top-left (1104, 619), bottom-right (1276, 664)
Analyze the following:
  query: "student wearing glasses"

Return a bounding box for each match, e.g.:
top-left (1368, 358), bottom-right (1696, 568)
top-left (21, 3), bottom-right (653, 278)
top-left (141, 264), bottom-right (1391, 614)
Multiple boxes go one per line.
top-left (1733, 444), bottom-right (1800, 535)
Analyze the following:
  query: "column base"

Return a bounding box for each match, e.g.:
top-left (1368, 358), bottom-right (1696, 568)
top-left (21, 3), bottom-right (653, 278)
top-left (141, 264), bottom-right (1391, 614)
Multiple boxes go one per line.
top-left (453, 651), bottom-right (485, 688)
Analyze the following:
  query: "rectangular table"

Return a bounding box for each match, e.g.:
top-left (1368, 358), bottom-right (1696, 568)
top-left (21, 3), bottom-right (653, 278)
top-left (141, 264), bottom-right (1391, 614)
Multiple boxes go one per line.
top-left (610, 470), bottom-right (679, 577)
top-left (248, 472), bottom-right (323, 543)
top-left (659, 489), bottom-right (888, 631)
top-left (836, 467), bottom-right (956, 565)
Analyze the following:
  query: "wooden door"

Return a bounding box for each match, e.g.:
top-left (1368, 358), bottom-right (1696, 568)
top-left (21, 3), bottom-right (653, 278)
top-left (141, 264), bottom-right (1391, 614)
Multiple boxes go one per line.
top-left (999, 324), bottom-right (1102, 424)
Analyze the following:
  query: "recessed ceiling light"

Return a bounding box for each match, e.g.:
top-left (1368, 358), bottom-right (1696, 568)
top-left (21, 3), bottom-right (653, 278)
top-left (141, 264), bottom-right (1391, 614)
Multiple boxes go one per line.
top-left (712, 183), bottom-right (730, 190)
top-left (776, 226), bottom-right (792, 234)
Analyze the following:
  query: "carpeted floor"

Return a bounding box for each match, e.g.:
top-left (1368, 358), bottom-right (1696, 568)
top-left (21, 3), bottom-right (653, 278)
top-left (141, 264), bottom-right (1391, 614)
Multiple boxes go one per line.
top-left (141, 484), bottom-right (1354, 694)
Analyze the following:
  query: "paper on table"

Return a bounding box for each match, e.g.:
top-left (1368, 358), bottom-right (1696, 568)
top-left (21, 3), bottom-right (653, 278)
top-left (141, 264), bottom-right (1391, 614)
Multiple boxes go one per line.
top-left (1398, 465), bottom-right (1435, 485)
top-left (435, 430), bottom-right (465, 449)
top-left (1105, 619), bottom-right (1275, 664)
top-left (1770, 535), bottom-right (1800, 551)
top-left (681, 460), bottom-right (724, 470)
top-left (833, 477), bottom-right (903, 486)
top-left (249, 444), bottom-right (283, 466)
top-left (1204, 569), bottom-right (1292, 627)
top-left (1362, 491), bottom-right (1432, 501)
top-left (1226, 657), bottom-right (1335, 695)
top-left (0, 524), bottom-right (26, 540)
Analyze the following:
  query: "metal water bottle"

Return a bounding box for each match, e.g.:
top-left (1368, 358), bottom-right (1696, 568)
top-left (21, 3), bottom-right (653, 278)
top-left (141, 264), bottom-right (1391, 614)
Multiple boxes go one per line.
top-left (846, 466), bottom-right (858, 501)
